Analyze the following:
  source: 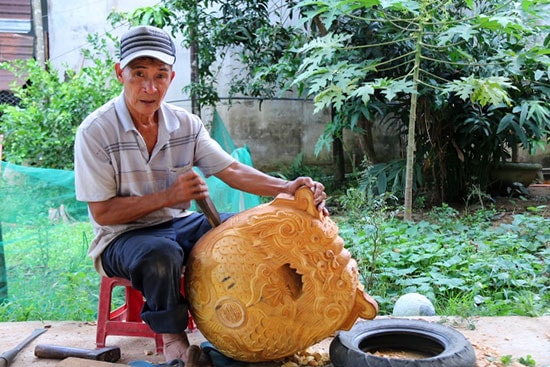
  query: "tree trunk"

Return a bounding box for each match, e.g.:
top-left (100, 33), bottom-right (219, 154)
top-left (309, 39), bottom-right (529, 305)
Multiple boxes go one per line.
top-left (0, 135), bottom-right (6, 302)
top-left (0, 223), bottom-right (7, 302)
top-left (328, 106), bottom-right (345, 187)
top-left (190, 36), bottom-right (200, 116)
top-left (404, 23), bottom-right (424, 221)
top-left (188, 0), bottom-right (201, 116)
top-left (333, 133), bottom-right (345, 188)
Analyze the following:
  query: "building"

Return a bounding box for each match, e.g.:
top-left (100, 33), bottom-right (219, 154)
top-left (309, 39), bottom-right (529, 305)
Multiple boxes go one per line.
top-left (0, 0), bottom-right (37, 103)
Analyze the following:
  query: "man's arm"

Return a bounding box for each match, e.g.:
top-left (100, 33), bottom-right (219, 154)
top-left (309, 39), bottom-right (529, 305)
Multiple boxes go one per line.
top-left (215, 161), bottom-right (328, 215)
top-left (88, 169), bottom-right (209, 225)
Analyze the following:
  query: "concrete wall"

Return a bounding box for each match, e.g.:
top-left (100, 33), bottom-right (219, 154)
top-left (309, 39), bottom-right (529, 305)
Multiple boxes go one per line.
top-left (209, 100), bottom-right (334, 171)
top-left (46, 0), bottom-right (192, 104)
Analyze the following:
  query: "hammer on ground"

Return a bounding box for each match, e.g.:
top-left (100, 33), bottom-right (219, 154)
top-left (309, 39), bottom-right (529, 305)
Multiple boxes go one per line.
top-left (34, 344), bottom-right (121, 362)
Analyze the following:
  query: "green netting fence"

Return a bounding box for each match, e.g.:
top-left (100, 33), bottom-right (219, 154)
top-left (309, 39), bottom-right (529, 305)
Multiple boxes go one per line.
top-left (0, 110), bottom-right (260, 320)
top-left (190, 110), bottom-right (261, 212)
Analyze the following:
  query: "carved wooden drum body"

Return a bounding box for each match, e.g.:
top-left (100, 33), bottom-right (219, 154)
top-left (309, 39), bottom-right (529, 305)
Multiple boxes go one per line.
top-left (185, 187), bottom-right (378, 362)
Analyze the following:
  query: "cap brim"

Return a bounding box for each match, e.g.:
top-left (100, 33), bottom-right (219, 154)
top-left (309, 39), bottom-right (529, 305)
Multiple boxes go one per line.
top-left (120, 50), bottom-right (175, 69)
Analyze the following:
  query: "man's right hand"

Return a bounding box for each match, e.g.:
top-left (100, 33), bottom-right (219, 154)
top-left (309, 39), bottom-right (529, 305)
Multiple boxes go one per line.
top-left (89, 168), bottom-right (210, 226)
top-left (166, 169), bottom-right (210, 206)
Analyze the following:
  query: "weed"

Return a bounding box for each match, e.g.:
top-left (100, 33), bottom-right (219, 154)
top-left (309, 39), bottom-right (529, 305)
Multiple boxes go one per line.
top-left (464, 184), bottom-right (495, 212)
top-left (337, 188), bottom-right (400, 292)
top-left (518, 355), bottom-right (536, 367)
top-left (501, 355), bottom-right (514, 365)
top-left (0, 222), bottom-right (98, 321)
top-left (338, 193), bottom-right (550, 316)
top-left (269, 152), bottom-right (329, 186)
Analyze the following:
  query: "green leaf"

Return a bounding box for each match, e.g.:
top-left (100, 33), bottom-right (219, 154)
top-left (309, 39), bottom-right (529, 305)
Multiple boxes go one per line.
top-left (330, 0), bottom-right (382, 13)
top-left (314, 129), bottom-right (333, 156)
top-left (445, 76), bottom-right (517, 107)
top-left (352, 84), bottom-right (375, 105)
top-left (380, 0), bottom-right (420, 13)
top-left (475, 14), bottom-right (526, 36)
top-left (497, 113), bottom-right (515, 134)
top-left (383, 79), bottom-right (415, 101)
top-left (438, 24), bottom-right (479, 45)
top-left (534, 70), bottom-right (545, 81)
top-left (518, 101), bottom-right (529, 126)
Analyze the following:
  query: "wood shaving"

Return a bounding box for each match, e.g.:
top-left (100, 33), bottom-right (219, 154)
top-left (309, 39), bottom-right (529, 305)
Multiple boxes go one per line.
top-left (280, 350), bottom-right (331, 366)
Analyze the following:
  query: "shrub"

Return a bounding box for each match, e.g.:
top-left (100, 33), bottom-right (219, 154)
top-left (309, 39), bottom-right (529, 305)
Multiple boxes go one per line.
top-left (0, 33), bottom-right (122, 169)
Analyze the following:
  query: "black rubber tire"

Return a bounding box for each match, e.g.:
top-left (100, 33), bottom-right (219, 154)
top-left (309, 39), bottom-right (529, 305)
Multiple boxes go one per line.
top-left (330, 319), bottom-right (476, 367)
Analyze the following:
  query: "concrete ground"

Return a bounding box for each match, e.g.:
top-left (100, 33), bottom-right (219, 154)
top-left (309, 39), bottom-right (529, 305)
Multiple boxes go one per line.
top-left (1, 316), bottom-right (548, 367)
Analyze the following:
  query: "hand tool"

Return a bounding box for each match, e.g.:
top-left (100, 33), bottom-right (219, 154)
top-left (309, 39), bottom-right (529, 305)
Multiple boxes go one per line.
top-left (196, 197), bottom-right (221, 227)
top-left (34, 344), bottom-right (121, 362)
top-left (173, 163), bottom-right (221, 228)
top-left (0, 328), bottom-right (48, 367)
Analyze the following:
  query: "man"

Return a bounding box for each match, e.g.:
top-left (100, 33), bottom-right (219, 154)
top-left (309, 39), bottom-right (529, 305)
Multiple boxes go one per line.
top-left (74, 25), bottom-right (327, 363)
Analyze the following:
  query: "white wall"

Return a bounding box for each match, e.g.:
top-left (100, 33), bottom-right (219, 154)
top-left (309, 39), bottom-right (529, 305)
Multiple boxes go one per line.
top-left (46, 0), bottom-right (190, 106)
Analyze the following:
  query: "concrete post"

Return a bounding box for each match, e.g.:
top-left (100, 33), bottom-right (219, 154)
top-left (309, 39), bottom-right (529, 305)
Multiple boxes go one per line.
top-left (31, 0), bottom-right (45, 66)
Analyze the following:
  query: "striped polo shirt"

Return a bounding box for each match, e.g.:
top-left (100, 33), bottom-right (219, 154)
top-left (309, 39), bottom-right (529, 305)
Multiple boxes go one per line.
top-left (74, 93), bottom-right (235, 274)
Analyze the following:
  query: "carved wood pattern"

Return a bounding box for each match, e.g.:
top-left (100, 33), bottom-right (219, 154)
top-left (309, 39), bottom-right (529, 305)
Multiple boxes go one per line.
top-left (185, 187), bottom-right (378, 362)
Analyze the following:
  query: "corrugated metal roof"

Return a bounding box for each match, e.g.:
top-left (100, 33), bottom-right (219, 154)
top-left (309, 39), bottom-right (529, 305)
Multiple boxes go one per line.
top-left (0, 0), bottom-right (33, 90)
top-left (0, 33), bottom-right (33, 60)
top-left (0, 19), bottom-right (32, 33)
top-left (0, 33), bottom-right (34, 90)
top-left (0, 0), bottom-right (32, 21)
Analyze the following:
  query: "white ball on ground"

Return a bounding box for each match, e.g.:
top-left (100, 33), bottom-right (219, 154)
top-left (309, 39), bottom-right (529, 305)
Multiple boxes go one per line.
top-left (392, 293), bottom-right (436, 316)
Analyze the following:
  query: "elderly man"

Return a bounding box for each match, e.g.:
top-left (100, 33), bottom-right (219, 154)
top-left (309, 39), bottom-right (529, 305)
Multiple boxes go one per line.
top-left (74, 25), bottom-right (327, 363)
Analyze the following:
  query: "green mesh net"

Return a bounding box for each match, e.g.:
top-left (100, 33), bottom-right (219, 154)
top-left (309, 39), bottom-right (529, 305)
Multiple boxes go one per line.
top-left (190, 110), bottom-right (262, 212)
top-left (0, 161), bottom-right (93, 310)
top-left (211, 109), bottom-right (236, 153)
top-left (0, 162), bottom-right (89, 223)
top-left (0, 111), bottom-right (260, 316)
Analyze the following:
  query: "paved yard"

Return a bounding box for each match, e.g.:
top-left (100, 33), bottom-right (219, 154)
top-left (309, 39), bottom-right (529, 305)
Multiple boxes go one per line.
top-left (1, 316), bottom-right (549, 367)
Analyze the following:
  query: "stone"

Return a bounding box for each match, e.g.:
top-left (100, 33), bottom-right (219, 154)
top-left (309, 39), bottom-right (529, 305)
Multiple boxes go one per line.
top-left (392, 293), bottom-right (436, 316)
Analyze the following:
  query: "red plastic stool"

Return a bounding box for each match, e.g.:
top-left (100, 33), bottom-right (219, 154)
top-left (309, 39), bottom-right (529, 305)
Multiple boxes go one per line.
top-left (96, 276), bottom-right (195, 353)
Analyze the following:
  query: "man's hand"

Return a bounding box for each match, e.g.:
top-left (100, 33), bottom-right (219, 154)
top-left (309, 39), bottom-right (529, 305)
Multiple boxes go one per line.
top-left (88, 169), bottom-right (210, 226)
top-left (166, 169), bottom-right (210, 206)
top-left (214, 162), bottom-right (328, 216)
top-left (287, 176), bottom-right (328, 216)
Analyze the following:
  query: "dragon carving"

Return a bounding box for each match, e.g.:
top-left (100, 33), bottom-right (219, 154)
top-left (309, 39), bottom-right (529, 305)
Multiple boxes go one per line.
top-left (185, 187), bottom-right (378, 362)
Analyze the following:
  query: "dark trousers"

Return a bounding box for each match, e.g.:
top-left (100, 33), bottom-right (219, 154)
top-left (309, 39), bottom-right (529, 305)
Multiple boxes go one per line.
top-left (101, 212), bottom-right (232, 334)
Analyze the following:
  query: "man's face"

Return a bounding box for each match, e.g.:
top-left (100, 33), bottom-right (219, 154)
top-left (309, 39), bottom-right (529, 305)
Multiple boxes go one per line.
top-left (115, 57), bottom-right (175, 119)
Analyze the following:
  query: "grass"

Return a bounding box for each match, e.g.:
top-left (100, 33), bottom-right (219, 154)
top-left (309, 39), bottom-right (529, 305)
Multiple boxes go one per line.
top-left (0, 193), bottom-right (548, 321)
top-left (0, 221), bottom-right (100, 321)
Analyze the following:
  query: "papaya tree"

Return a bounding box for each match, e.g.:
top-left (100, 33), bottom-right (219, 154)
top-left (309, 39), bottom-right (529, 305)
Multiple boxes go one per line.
top-left (291, 0), bottom-right (549, 219)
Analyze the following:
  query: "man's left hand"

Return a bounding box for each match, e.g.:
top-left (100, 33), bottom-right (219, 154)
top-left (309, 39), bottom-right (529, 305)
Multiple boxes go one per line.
top-left (288, 177), bottom-right (328, 216)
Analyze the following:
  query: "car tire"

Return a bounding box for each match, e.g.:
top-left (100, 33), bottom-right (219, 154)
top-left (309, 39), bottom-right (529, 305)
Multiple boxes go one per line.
top-left (329, 318), bottom-right (476, 367)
